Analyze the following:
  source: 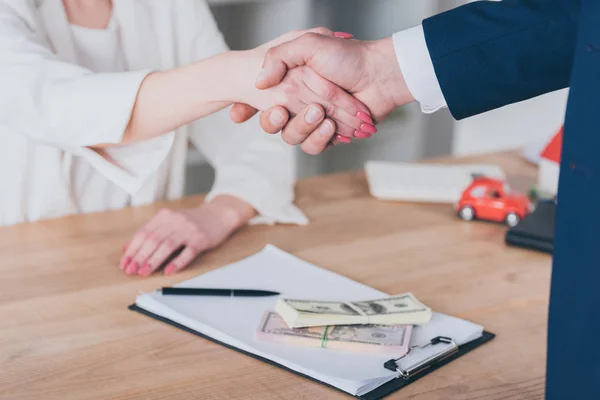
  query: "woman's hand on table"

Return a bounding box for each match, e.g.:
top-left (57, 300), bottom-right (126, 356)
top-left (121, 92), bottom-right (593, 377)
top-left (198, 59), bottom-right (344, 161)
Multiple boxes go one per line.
top-left (119, 196), bottom-right (256, 277)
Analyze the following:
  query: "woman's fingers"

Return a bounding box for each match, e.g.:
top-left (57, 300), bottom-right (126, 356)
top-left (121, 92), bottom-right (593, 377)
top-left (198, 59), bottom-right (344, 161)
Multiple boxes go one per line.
top-left (164, 246), bottom-right (202, 275)
top-left (120, 216), bottom-right (164, 271)
top-left (120, 209), bottom-right (181, 274)
top-left (122, 207), bottom-right (219, 276)
top-left (301, 68), bottom-right (376, 139)
top-left (137, 236), bottom-right (183, 277)
top-left (125, 230), bottom-right (171, 275)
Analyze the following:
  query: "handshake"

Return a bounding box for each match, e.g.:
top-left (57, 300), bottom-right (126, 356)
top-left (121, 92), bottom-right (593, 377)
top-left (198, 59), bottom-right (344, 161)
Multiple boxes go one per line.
top-left (228, 28), bottom-right (415, 155)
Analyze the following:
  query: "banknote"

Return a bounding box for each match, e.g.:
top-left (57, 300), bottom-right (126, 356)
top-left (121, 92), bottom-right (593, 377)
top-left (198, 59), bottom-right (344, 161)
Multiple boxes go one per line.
top-left (256, 311), bottom-right (412, 355)
top-left (275, 293), bottom-right (432, 328)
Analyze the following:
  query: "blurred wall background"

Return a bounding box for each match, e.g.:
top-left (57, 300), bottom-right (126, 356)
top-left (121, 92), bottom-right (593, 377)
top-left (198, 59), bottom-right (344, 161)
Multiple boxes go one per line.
top-left (186, 0), bottom-right (568, 194)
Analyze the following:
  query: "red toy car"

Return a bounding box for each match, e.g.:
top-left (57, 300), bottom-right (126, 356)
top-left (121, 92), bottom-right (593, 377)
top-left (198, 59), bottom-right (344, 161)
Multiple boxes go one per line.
top-left (456, 177), bottom-right (532, 227)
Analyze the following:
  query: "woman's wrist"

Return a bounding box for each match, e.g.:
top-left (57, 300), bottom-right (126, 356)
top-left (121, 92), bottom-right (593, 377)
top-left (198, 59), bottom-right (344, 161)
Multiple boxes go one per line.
top-left (203, 195), bottom-right (257, 231)
top-left (225, 49), bottom-right (273, 106)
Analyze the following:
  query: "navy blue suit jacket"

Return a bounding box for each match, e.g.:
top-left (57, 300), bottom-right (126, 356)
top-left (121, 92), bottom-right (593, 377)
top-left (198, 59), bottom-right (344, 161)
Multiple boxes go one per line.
top-left (422, 1), bottom-right (600, 399)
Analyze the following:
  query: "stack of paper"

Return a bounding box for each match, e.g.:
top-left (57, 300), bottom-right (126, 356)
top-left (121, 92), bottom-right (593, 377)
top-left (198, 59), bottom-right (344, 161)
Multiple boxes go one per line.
top-left (365, 161), bottom-right (505, 203)
top-left (134, 245), bottom-right (485, 397)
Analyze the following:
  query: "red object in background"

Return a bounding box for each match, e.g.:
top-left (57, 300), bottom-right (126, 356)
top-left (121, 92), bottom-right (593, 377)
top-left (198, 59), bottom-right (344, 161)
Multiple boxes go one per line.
top-left (456, 177), bottom-right (532, 227)
top-left (540, 126), bottom-right (563, 164)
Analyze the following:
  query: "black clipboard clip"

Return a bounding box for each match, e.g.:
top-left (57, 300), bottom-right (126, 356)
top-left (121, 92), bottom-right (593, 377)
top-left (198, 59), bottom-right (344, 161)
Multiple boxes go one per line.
top-left (384, 336), bottom-right (459, 379)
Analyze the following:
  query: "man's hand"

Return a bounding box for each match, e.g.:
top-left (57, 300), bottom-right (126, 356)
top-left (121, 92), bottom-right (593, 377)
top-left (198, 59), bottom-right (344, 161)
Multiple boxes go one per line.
top-left (231, 32), bottom-right (416, 151)
top-left (256, 34), bottom-right (412, 122)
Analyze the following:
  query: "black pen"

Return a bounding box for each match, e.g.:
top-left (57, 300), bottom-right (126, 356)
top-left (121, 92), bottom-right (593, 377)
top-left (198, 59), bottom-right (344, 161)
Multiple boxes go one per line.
top-left (161, 288), bottom-right (280, 297)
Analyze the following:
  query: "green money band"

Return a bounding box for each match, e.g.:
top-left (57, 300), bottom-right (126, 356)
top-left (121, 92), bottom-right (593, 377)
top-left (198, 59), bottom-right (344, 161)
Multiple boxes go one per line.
top-left (321, 326), bottom-right (329, 348)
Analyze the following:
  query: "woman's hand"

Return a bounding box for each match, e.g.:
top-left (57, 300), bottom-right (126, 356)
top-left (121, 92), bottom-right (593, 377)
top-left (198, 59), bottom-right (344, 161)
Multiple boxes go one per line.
top-left (119, 196), bottom-right (256, 276)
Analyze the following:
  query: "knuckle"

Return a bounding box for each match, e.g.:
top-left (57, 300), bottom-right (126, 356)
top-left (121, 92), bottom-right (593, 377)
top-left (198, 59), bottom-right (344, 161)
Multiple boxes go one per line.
top-left (162, 239), bottom-right (177, 252)
top-left (265, 47), bottom-right (277, 59)
top-left (301, 142), bottom-right (317, 155)
top-left (282, 130), bottom-right (302, 145)
top-left (282, 133), bottom-right (295, 145)
top-left (175, 213), bottom-right (190, 225)
top-left (320, 84), bottom-right (337, 102)
top-left (312, 27), bottom-right (331, 36)
top-left (145, 232), bottom-right (162, 246)
top-left (323, 102), bottom-right (338, 118)
top-left (133, 231), bottom-right (147, 243)
top-left (301, 140), bottom-right (325, 155)
top-left (281, 82), bottom-right (296, 97)
top-left (301, 32), bottom-right (319, 43)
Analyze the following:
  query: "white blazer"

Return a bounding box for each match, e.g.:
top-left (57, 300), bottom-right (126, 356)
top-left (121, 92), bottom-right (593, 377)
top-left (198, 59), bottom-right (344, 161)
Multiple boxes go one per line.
top-left (0, 0), bottom-right (308, 226)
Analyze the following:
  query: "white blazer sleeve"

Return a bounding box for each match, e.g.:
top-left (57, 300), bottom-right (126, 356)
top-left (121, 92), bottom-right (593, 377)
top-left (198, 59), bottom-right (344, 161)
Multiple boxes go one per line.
top-left (0, 3), bottom-right (155, 194)
top-left (181, 1), bottom-right (308, 225)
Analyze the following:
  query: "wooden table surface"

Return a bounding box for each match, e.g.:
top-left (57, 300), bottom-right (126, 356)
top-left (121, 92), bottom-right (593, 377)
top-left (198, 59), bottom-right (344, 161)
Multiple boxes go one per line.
top-left (0, 151), bottom-right (550, 400)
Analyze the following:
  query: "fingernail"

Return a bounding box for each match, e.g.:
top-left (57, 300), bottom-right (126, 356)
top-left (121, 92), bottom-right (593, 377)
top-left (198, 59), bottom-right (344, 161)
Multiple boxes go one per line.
top-left (305, 106), bottom-right (323, 124)
top-left (119, 256), bottom-right (131, 270)
top-left (164, 264), bottom-right (178, 275)
top-left (334, 32), bottom-right (354, 39)
top-left (356, 111), bottom-right (373, 124)
top-left (354, 130), bottom-right (371, 139)
top-left (138, 264), bottom-right (152, 277)
top-left (335, 135), bottom-right (351, 144)
top-left (126, 262), bottom-right (139, 275)
top-left (319, 120), bottom-right (334, 136)
top-left (269, 110), bottom-right (286, 125)
top-left (360, 123), bottom-right (378, 134)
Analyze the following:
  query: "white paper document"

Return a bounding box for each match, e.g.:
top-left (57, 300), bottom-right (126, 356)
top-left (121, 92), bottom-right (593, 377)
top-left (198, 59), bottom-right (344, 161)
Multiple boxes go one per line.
top-left (134, 245), bottom-right (484, 397)
top-left (365, 161), bottom-right (506, 203)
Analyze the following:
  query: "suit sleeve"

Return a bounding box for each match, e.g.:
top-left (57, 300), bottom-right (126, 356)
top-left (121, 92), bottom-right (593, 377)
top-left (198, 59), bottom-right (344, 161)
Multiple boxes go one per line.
top-left (422, 0), bottom-right (581, 120)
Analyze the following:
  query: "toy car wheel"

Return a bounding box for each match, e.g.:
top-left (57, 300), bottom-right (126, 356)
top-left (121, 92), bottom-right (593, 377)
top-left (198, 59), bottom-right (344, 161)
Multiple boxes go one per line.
top-left (505, 212), bottom-right (520, 227)
top-left (458, 206), bottom-right (475, 221)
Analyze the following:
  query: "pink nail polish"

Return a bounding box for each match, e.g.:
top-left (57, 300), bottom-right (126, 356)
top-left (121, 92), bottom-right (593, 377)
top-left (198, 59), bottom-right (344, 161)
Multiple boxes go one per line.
top-left (360, 123), bottom-right (378, 134)
top-left (334, 32), bottom-right (354, 39)
top-left (164, 264), bottom-right (178, 275)
top-left (356, 111), bottom-right (373, 124)
top-left (354, 130), bottom-right (371, 139)
top-left (138, 264), bottom-right (152, 276)
top-left (126, 262), bottom-right (139, 275)
top-left (120, 256), bottom-right (131, 270)
top-left (335, 135), bottom-right (351, 144)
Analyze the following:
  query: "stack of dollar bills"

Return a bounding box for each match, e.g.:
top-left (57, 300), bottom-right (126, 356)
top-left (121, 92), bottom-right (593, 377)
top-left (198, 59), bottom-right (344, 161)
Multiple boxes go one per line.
top-left (255, 293), bottom-right (431, 354)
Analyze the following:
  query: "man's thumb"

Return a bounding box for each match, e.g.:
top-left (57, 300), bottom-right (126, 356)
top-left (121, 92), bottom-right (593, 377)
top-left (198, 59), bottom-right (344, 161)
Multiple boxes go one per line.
top-left (255, 57), bottom-right (288, 90)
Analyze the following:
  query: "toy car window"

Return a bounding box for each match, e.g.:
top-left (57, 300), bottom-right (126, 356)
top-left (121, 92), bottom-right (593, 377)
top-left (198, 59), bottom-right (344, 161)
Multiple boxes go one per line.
top-left (503, 184), bottom-right (511, 194)
top-left (470, 186), bottom-right (485, 197)
top-left (489, 190), bottom-right (502, 198)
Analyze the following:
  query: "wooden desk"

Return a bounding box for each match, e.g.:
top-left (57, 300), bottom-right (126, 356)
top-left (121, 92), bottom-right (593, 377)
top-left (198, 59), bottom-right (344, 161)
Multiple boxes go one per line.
top-left (0, 151), bottom-right (550, 400)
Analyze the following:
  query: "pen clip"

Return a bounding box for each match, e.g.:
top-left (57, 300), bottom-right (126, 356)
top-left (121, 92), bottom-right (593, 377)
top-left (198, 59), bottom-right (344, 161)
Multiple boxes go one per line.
top-left (383, 336), bottom-right (458, 379)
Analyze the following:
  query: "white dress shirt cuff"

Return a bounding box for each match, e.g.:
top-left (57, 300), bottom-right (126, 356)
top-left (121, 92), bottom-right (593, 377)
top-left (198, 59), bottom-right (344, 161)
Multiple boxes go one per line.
top-left (392, 25), bottom-right (447, 114)
top-left (205, 166), bottom-right (309, 226)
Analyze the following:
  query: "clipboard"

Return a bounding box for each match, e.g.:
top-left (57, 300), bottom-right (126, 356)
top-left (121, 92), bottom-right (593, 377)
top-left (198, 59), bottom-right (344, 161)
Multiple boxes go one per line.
top-left (129, 304), bottom-right (495, 400)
